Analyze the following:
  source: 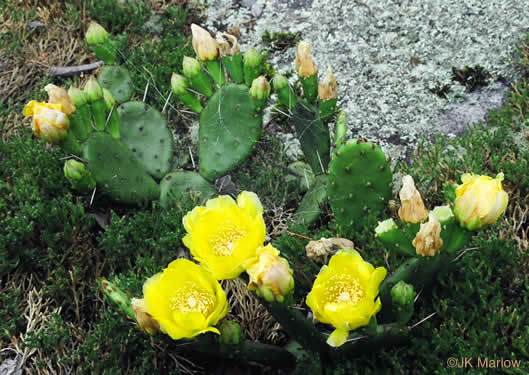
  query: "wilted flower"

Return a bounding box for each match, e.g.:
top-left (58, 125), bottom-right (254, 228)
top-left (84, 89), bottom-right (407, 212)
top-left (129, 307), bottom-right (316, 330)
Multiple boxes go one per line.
top-left (318, 66), bottom-right (338, 101)
top-left (305, 237), bottom-right (354, 264)
top-left (306, 249), bottom-right (387, 347)
top-left (45, 84), bottom-right (76, 115)
top-left (398, 175), bottom-right (429, 223)
top-left (131, 298), bottom-right (160, 336)
top-left (412, 212), bottom-right (443, 256)
top-left (143, 259), bottom-right (228, 340)
top-left (182, 191), bottom-right (266, 280)
top-left (246, 244), bottom-right (294, 303)
top-left (454, 173), bottom-right (509, 230)
top-left (22, 101), bottom-right (69, 144)
top-left (216, 32), bottom-right (239, 57)
top-left (191, 24), bottom-right (219, 61)
top-left (296, 41), bottom-right (318, 78)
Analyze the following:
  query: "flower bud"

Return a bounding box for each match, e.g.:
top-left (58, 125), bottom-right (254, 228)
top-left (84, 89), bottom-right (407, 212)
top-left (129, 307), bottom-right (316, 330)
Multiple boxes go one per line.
top-left (318, 66), bottom-right (338, 101)
top-left (246, 245), bottom-right (294, 303)
top-left (398, 175), bottom-right (429, 223)
top-left (191, 24), bottom-right (219, 61)
top-left (243, 48), bottom-right (262, 69)
top-left (216, 32), bottom-right (239, 57)
top-left (272, 73), bottom-right (288, 91)
top-left (131, 298), bottom-right (160, 336)
top-left (84, 76), bottom-right (103, 102)
top-left (86, 21), bottom-right (109, 45)
top-left (45, 84), bottom-right (76, 115)
top-left (412, 211), bottom-right (443, 257)
top-left (182, 56), bottom-right (202, 78)
top-left (22, 101), bottom-right (69, 144)
top-left (63, 159), bottom-right (96, 191)
top-left (454, 173), bottom-right (509, 230)
top-left (219, 320), bottom-right (242, 345)
top-left (68, 87), bottom-right (87, 107)
top-left (102, 88), bottom-right (115, 111)
top-left (296, 41), bottom-right (318, 78)
top-left (249, 76), bottom-right (270, 100)
top-left (391, 281), bottom-right (416, 306)
top-left (171, 73), bottom-right (189, 95)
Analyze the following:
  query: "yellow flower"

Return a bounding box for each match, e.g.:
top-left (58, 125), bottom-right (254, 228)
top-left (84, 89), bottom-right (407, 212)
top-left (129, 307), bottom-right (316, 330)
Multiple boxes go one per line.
top-left (296, 41), bottom-right (318, 78)
top-left (454, 173), bottom-right (509, 230)
top-left (246, 244), bottom-right (294, 303)
top-left (22, 100), bottom-right (69, 144)
top-left (44, 84), bottom-right (76, 115)
top-left (306, 249), bottom-right (387, 347)
top-left (182, 191), bottom-right (266, 280)
top-left (143, 259), bottom-right (228, 340)
top-left (412, 211), bottom-right (443, 257)
top-left (131, 298), bottom-right (160, 336)
top-left (398, 175), bottom-right (429, 223)
top-left (191, 24), bottom-right (219, 61)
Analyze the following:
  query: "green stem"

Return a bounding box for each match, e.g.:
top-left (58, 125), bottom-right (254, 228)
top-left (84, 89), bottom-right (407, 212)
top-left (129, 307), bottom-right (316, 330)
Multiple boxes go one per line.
top-left (277, 85), bottom-right (297, 110)
top-left (376, 226), bottom-right (416, 257)
top-left (106, 105), bottom-right (120, 138)
top-left (443, 224), bottom-right (473, 253)
top-left (189, 70), bottom-right (214, 98)
top-left (69, 104), bottom-right (93, 141)
top-left (90, 39), bottom-right (117, 64)
top-left (60, 131), bottom-right (83, 155)
top-left (90, 98), bottom-right (107, 131)
top-left (176, 91), bottom-right (203, 113)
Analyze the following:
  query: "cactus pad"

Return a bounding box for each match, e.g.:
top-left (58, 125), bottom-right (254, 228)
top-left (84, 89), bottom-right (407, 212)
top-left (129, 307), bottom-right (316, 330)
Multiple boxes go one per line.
top-left (291, 101), bottom-right (330, 175)
top-left (98, 66), bottom-right (134, 104)
top-left (294, 175), bottom-right (327, 225)
top-left (327, 140), bottom-right (392, 229)
top-left (199, 83), bottom-right (262, 181)
top-left (118, 101), bottom-right (174, 179)
top-left (84, 133), bottom-right (160, 204)
top-left (160, 171), bottom-right (217, 209)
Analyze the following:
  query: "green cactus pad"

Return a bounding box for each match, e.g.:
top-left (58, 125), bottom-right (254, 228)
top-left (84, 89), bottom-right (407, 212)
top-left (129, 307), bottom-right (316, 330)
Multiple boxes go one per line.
top-left (84, 133), bottom-right (160, 204)
top-left (327, 140), bottom-right (392, 230)
top-left (291, 100), bottom-right (330, 175)
top-left (118, 101), bottom-right (174, 179)
top-left (98, 66), bottom-right (134, 104)
top-left (199, 83), bottom-right (262, 181)
top-left (160, 171), bottom-right (217, 209)
top-left (294, 175), bottom-right (327, 225)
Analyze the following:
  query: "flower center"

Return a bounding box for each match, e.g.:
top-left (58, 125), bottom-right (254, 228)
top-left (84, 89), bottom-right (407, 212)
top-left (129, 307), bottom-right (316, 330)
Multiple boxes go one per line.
top-left (326, 274), bottom-right (365, 306)
top-left (210, 223), bottom-right (247, 256)
top-left (170, 283), bottom-right (215, 315)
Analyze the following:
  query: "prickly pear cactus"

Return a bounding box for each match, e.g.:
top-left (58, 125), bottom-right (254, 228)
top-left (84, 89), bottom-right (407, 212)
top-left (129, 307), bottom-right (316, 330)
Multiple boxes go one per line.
top-left (118, 101), bottom-right (174, 179)
top-left (84, 133), bottom-right (160, 204)
top-left (295, 175), bottom-right (328, 225)
top-left (327, 140), bottom-right (392, 230)
top-left (98, 66), bottom-right (134, 104)
top-left (160, 171), bottom-right (217, 208)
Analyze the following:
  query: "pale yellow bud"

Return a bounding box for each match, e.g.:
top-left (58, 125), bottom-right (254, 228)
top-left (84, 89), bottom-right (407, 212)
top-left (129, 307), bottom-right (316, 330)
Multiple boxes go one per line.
top-left (131, 298), bottom-right (160, 336)
top-left (191, 24), bottom-right (219, 61)
top-left (318, 66), bottom-right (338, 101)
top-left (216, 32), bottom-right (239, 57)
top-left (45, 84), bottom-right (76, 115)
top-left (296, 41), bottom-right (318, 78)
top-left (412, 212), bottom-right (443, 257)
top-left (246, 245), bottom-right (294, 303)
top-left (22, 100), bottom-right (69, 144)
top-left (398, 175), bottom-right (429, 223)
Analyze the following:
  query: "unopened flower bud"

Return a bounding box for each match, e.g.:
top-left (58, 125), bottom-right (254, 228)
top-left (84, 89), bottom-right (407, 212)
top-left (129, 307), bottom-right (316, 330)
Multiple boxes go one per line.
top-left (68, 87), bottom-right (87, 107)
top-left (247, 245), bottom-right (294, 303)
top-left (63, 159), bottom-right (96, 191)
top-left (216, 32), bottom-right (239, 57)
top-left (219, 320), bottom-right (242, 345)
top-left (243, 48), bottom-right (262, 69)
top-left (191, 24), bottom-right (219, 61)
top-left (412, 211), bottom-right (443, 257)
top-left (318, 66), bottom-right (338, 101)
top-left (22, 101), bottom-right (69, 144)
top-left (171, 73), bottom-right (189, 95)
top-left (131, 298), bottom-right (160, 336)
top-left (296, 41), bottom-right (318, 78)
top-left (272, 74), bottom-right (288, 91)
top-left (84, 76), bottom-right (103, 102)
top-left (454, 173), bottom-right (509, 230)
top-left (102, 88), bottom-right (115, 111)
top-left (182, 56), bottom-right (202, 77)
top-left (391, 281), bottom-right (416, 306)
top-left (86, 21), bottom-right (109, 45)
top-left (398, 175), bottom-right (429, 223)
top-left (249, 76), bottom-right (270, 100)
top-left (45, 84), bottom-right (76, 115)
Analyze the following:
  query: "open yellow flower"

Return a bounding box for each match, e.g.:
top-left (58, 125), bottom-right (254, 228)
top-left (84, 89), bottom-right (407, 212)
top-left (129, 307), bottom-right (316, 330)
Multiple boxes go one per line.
top-left (143, 259), bottom-right (228, 340)
top-left (22, 100), bottom-right (69, 144)
top-left (182, 191), bottom-right (266, 280)
top-left (454, 173), bottom-right (509, 230)
top-left (306, 249), bottom-right (387, 347)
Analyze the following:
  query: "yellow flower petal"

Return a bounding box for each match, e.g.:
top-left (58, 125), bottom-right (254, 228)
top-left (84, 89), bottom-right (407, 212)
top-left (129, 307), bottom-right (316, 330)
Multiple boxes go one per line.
top-left (327, 328), bottom-right (349, 347)
top-left (237, 191), bottom-right (264, 218)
